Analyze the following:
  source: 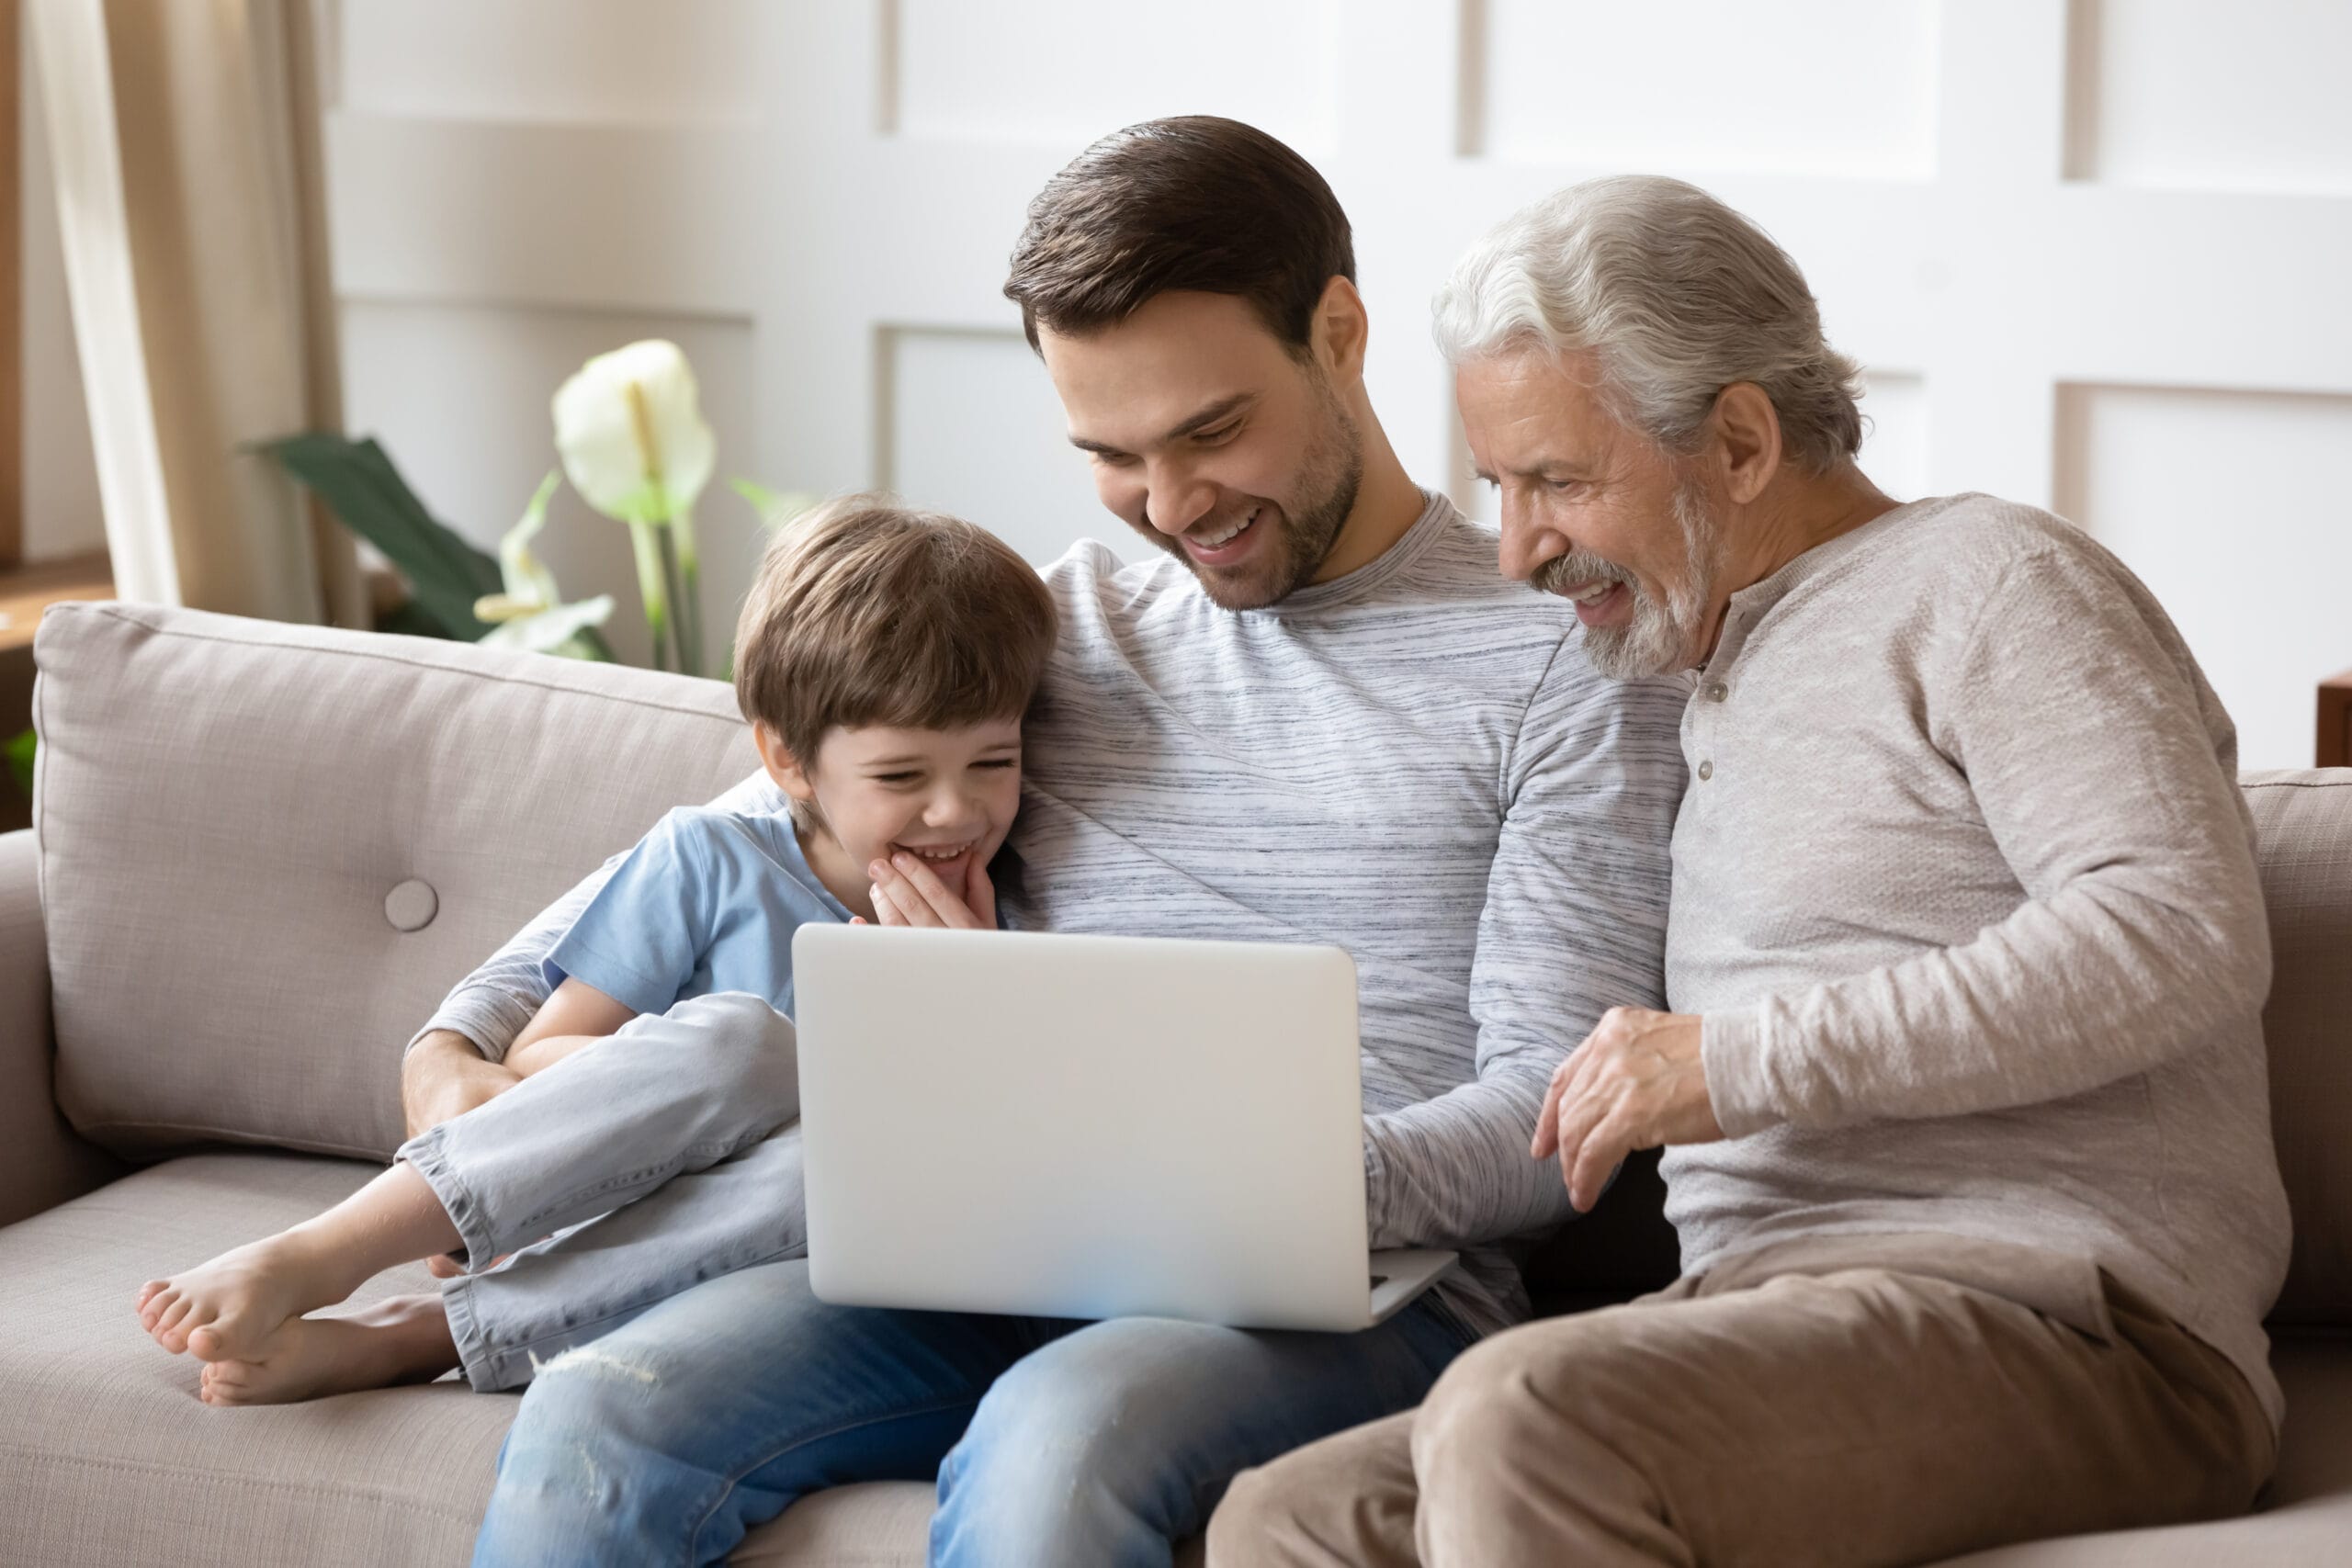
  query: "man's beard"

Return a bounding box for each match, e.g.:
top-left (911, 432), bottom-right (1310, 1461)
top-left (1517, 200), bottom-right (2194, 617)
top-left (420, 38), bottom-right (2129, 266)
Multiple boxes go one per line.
top-left (1532, 478), bottom-right (1719, 680)
top-left (1148, 377), bottom-right (1363, 611)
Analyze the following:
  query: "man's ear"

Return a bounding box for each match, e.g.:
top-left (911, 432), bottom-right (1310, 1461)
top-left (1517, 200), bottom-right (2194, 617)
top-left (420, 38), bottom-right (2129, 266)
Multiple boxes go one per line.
top-left (753, 723), bottom-right (817, 803)
top-left (1708, 383), bottom-right (1783, 505)
top-left (1311, 276), bottom-right (1371, 384)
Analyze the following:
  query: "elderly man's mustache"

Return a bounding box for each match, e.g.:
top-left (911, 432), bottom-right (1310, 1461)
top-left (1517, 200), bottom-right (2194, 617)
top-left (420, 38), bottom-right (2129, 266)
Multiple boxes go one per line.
top-left (1531, 551), bottom-right (1635, 599)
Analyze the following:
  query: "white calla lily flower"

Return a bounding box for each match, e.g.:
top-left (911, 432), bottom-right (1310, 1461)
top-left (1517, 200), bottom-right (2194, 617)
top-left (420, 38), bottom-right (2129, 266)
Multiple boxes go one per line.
top-left (481, 593), bottom-right (616, 658)
top-left (471, 471), bottom-right (613, 660)
top-left (551, 340), bottom-right (716, 526)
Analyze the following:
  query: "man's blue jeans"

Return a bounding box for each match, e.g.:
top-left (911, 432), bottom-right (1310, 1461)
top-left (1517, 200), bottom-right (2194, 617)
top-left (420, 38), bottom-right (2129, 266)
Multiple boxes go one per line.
top-left (470, 1256), bottom-right (1475, 1567)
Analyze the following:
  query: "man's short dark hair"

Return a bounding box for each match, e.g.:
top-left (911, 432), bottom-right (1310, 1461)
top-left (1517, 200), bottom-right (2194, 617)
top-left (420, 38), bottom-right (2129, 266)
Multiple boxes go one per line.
top-left (1003, 117), bottom-right (1355, 356)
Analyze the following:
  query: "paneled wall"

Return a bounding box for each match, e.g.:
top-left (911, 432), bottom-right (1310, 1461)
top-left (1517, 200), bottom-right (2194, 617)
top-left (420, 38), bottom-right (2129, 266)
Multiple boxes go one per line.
top-left (28, 1), bottom-right (2352, 764)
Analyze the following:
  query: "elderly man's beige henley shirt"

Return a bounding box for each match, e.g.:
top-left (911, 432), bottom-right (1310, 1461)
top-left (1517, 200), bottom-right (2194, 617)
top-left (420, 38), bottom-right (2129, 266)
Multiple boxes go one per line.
top-left (1667, 491), bottom-right (2292, 1425)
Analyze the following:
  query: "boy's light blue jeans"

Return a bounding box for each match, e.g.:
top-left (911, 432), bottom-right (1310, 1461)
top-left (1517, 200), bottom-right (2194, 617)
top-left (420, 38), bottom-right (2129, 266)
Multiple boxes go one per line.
top-left (469, 1258), bottom-right (1473, 1567)
top-left (398, 991), bottom-right (810, 1392)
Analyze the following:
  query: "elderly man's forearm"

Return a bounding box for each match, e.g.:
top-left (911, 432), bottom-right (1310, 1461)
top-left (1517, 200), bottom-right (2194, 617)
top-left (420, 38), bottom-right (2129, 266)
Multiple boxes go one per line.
top-left (1704, 882), bottom-right (2272, 1135)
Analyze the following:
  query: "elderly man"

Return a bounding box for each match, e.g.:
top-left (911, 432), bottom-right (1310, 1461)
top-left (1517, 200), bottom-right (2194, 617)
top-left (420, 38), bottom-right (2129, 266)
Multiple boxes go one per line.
top-left (1210, 175), bottom-right (2290, 1566)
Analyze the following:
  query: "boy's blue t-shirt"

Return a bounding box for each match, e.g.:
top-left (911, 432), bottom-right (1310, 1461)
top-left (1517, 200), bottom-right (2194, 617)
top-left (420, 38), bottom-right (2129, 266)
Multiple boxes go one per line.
top-left (542, 806), bottom-right (854, 1020)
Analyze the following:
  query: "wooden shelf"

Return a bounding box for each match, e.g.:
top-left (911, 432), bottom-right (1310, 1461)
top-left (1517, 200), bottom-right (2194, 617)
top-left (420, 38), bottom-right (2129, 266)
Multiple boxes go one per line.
top-left (2321, 671), bottom-right (2352, 769)
top-left (0, 551), bottom-right (113, 654)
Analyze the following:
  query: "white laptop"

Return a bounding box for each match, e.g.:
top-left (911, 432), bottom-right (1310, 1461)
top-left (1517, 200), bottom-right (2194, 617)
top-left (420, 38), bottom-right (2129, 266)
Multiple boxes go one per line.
top-left (791, 924), bottom-right (1455, 1332)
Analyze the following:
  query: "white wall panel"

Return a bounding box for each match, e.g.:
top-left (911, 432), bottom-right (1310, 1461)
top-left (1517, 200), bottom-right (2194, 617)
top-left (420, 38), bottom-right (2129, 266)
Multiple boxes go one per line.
top-left (2054, 384), bottom-right (2352, 770)
top-left (1858, 374), bottom-right (1929, 504)
top-left (2067, 0), bottom-right (2352, 194)
top-left (337, 0), bottom-right (768, 125)
top-left (339, 301), bottom-right (757, 671)
top-left (20, 0), bottom-right (2349, 763)
top-left (889, 0), bottom-right (1337, 150)
top-left (1472, 0), bottom-right (1940, 177)
top-left (879, 327), bottom-right (1126, 568)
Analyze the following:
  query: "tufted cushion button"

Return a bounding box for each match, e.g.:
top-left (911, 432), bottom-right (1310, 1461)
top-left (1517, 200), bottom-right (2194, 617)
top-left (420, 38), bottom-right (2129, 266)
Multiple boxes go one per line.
top-left (384, 878), bottom-right (439, 932)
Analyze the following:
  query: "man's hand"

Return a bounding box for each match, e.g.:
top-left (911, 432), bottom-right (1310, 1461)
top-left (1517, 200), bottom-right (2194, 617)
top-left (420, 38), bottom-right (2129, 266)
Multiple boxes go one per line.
top-left (1532, 1007), bottom-right (1724, 1213)
top-left (402, 1030), bottom-right (521, 1140)
top-left (868, 851), bottom-right (996, 930)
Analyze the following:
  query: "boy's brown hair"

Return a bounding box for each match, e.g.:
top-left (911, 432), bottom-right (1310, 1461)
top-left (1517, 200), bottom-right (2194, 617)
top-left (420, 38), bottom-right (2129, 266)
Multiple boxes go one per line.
top-left (1001, 115), bottom-right (1354, 356)
top-left (733, 494), bottom-right (1057, 770)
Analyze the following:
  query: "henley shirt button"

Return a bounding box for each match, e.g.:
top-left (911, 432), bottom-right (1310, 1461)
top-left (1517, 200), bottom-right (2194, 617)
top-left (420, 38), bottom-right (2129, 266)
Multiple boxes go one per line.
top-left (385, 878), bottom-right (439, 932)
top-left (1704, 682), bottom-right (1729, 702)
top-left (1697, 760), bottom-right (1714, 781)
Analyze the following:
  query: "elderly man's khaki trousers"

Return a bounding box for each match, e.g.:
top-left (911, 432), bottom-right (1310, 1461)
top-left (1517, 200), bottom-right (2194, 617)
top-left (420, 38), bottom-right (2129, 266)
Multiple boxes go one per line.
top-left (1208, 1241), bottom-right (2273, 1567)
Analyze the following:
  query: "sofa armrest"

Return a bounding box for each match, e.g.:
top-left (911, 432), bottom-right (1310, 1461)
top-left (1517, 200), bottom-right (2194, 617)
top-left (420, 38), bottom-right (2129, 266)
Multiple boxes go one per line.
top-left (0, 829), bottom-right (122, 1226)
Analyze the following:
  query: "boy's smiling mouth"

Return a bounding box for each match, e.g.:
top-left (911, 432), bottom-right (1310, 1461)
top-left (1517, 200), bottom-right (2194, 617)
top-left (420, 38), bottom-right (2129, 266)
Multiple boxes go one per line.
top-left (895, 840), bottom-right (978, 863)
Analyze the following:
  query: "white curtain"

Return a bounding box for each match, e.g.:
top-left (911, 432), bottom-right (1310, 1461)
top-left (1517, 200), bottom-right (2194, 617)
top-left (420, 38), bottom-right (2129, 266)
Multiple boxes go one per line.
top-left (29, 0), bottom-right (362, 625)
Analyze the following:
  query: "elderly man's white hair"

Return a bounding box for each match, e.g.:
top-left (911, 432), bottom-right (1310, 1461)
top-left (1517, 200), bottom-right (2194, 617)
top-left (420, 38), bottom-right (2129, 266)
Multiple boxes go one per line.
top-left (1433, 175), bottom-right (1865, 475)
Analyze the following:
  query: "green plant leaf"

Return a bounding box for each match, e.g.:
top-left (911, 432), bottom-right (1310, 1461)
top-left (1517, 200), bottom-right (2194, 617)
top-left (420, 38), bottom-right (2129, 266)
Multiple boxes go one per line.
top-left (6, 728), bottom-right (33, 803)
top-left (731, 479), bottom-right (818, 530)
top-left (263, 433), bottom-right (503, 639)
top-left (376, 600), bottom-right (447, 641)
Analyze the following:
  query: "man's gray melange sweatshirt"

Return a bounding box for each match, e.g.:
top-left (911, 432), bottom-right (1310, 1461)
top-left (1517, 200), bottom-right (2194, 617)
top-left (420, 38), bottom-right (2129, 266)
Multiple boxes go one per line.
top-left (419, 491), bottom-right (1691, 1336)
top-left (1668, 491), bottom-right (2293, 1423)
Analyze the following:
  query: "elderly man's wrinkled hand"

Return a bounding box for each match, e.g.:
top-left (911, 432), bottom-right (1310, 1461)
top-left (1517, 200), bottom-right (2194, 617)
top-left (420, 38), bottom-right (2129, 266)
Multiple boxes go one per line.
top-left (1533, 1007), bottom-right (1724, 1213)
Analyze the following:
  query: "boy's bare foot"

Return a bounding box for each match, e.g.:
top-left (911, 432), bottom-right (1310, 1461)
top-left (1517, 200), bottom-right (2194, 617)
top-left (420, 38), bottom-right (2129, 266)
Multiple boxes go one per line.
top-left (136, 1162), bottom-right (463, 1361)
top-left (136, 1229), bottom-right (368, 1360)
top-left (198, 1293), bottom-right (458, 1406)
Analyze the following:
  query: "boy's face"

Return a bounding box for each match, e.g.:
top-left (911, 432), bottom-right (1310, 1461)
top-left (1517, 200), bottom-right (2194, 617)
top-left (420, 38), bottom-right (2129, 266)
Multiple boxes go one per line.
top-left (1040, 288), bottom-right (1364, 611)
top-left (763, 718), bottom-right (1024, 902)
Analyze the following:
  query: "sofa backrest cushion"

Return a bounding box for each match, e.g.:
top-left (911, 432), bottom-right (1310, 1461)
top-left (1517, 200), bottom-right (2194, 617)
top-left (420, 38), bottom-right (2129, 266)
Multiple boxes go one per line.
top-left (2245, 770), bottom-right (2352, 1323)
top-left (32, 603), bottom-right (760, 1161)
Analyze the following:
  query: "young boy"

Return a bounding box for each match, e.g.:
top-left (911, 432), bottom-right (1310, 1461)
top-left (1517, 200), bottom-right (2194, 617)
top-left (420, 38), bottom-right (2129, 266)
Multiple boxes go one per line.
top-left (132, 495), bottom-right (1057, 1404)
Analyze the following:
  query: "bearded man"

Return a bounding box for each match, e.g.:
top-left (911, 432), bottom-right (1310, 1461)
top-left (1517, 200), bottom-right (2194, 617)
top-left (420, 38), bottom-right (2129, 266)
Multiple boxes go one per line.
top-left (402, 124), bottom-right (1689, 1567)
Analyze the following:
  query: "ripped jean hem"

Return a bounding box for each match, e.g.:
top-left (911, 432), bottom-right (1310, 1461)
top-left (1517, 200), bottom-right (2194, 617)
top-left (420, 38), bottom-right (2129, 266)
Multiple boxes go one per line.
top-left (446, 1236), bottom-right (811, 1393)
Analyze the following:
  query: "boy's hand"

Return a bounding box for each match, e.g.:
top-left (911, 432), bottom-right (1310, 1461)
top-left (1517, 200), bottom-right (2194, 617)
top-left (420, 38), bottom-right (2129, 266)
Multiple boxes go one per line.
top-left (868, 852), bottom-right (996, 930)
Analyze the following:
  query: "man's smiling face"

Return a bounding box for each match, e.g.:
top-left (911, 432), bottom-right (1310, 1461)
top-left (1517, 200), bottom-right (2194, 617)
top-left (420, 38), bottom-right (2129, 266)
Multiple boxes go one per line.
top-left (1039, 290), bottom-right (1363, 611)
top-left (1459, 347), bottom-right (1721, 679)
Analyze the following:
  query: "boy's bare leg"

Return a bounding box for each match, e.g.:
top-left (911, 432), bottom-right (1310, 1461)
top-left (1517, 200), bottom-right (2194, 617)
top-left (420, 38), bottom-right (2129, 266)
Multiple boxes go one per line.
top-left (198, 1292), bottom-right (459, 1406)
top-left (135, 1161), bottom-right (461, 1360)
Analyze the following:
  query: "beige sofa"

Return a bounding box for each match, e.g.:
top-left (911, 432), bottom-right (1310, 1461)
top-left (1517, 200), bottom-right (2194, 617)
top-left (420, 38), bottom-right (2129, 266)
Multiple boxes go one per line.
top-left (5, 600), bottom-right (2348, 1566)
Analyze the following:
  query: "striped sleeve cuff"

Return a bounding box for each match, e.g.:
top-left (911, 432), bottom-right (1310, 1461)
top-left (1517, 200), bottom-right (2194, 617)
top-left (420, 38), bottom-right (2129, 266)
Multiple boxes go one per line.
top-left (405, 986), bottom-right (540, 1066)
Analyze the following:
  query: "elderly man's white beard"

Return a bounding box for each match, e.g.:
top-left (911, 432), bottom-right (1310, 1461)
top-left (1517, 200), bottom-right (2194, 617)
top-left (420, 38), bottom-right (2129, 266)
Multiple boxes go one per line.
top-left (1532, 480), bottom-right (1719, 680)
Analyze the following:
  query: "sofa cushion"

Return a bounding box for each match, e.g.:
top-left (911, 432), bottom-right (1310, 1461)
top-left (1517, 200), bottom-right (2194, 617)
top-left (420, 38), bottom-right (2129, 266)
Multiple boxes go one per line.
top-left (2245, 772), bottom-right (2352, 1323)
top-left (0, 1150), bottom-right (1192, 1567)
top-left (2, 1153), bottom-right (2337, 1567)
top-left (31, 603), bottom-right (760, 1160)
top-left (0, 1154), bottom-right (512, 1567)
